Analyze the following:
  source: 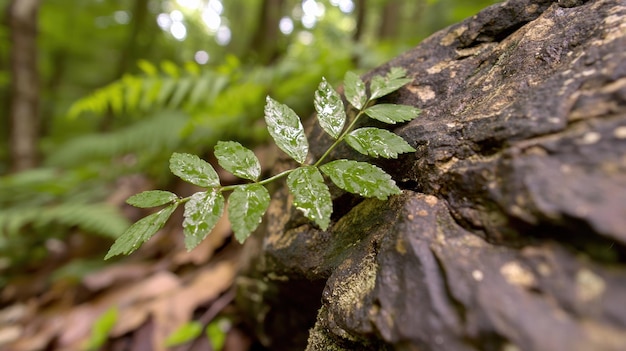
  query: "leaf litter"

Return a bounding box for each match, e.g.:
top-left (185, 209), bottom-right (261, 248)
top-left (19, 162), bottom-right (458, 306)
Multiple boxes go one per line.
top-left (0, 185), bottom-right (248, 351)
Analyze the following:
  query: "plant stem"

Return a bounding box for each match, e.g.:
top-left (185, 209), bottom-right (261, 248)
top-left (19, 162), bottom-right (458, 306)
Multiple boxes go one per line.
top-left (313, 104), bottom-right (369, 167)
top-left (258, 168), bottom-right (295, 185)
top-left (219, 168), bottom-right (294, 192)
top-left (176, 168), bottom-right (295, 206)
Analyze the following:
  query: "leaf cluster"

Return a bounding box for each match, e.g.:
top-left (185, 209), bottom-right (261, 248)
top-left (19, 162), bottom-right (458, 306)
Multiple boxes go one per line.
top-left (106, 68), bottom-right (420, 259)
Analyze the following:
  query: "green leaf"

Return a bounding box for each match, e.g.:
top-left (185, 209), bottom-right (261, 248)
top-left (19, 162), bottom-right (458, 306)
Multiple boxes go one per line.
top-left (387, 67), bottom-right (408, 80)
top-left (320, 160), bottom-right (400, 200)
top-left (187, 75), bottom-right (212, 106)
top-left (345, 128), bottom-right (416, 159)
top-left (126, 190), bottom-right (178, 208)
top-left (105, 204), bottom-right (178, 259)
top-left (170, 152), bottom-right (220, 188)
top-left (287, 166), bottom-right (332, 230)
top-left (123, 75), bottom-right (142, 113)
top-left (314, 77), bottom-right (346, 139)
top-left (168, 77), bottom-right (193, 108)
top-left (264, 96), bottom-right (309, 164)
top-left (137, 59), bottom-right (158, 76)
top-left (165, 321), bottom-right (203, 347)
top-left (139, 78), bottom-right (161, 111)
top-left (369, 69), bottom-right (412, 100)
top-left (214, 141), bottom-right (261, 181)
top-left (161, 60), bottom-right (180, 78)
top-left (363, 104), bottom-right (421, 124)
top-left (206, 318), bottom-right (229, 351)
top-left (156, 78), bottom-right (176, 107)
top-left (183, 190), bottom-right (225, 250)
top-left (85, 306), bottom-right (118, 351)
top-left (228, 184), bottom-right (270, 243)
top-left (344, 71), bottom-right (367, 110)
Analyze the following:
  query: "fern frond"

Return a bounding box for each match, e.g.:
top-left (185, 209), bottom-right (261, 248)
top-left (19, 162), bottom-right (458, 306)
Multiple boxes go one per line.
top-left (68, 60), bottom-right (229, 118)
top-left (0, 203), bottom-right (129, 240)
top-left (46, 111), bottom-right (187, 167)
top-left (0, 168), bottom-right (90, 206)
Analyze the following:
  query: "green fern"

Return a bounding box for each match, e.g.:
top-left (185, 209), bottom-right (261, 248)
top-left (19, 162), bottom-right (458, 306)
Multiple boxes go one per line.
top-left (63, 60), bottom-right (269, 164)
top-left (0, 167), bottom-right (102, 206)
top-left (46, 111), bottom-right (187, 168)
top-left (0, 168), bottom-right (129, 266)
top-left (68, 60), bottom-right (229, 118)
top-left (0, 203), bottom-right (129, 240)
top-left (0, 203), bottom-right (128, 271)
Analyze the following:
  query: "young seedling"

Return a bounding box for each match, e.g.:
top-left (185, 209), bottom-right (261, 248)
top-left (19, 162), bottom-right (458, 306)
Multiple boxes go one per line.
top-left (105, 68), bottom-right (420, 259)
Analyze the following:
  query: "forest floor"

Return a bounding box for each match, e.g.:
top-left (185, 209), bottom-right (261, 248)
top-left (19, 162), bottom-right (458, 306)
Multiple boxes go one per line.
top-left (0, 207), bottom-right (256, 351)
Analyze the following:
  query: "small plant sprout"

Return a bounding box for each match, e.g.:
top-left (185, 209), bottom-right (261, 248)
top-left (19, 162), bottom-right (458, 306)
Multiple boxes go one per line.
top-left (105, 68), bottom-right (420, 259)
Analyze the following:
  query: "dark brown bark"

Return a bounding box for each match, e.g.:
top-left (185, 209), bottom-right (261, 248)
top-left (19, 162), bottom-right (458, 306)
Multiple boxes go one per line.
top-left (8, 0), bottom-right (41, 172)
top-left (237, 0), bottom-right (626, 350)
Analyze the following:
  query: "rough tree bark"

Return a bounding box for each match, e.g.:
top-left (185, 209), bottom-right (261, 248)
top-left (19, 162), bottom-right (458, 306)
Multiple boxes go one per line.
top-left (8, 0), bottom-right (41, 172)
top-left (236, 0), bottom-right (626, 350)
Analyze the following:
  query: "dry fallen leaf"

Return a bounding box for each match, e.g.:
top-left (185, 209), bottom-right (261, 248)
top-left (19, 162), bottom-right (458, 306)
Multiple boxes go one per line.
top-left (125, 260), bottom-right (237, 351)
top-left (58, 271), bottom-right (181, 348)
top-left (83, 262), bottom-right (154, 291)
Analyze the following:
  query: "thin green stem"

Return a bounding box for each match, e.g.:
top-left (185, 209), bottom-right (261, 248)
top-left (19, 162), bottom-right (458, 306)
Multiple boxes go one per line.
top-left (313, 103), bottom-right (369, 167)
top-left (258, 168), bottom-right (295, 185)
top-left (176, 169), bottom-right (295, 206)
top-left (219, 168), bottom-right (295, 192)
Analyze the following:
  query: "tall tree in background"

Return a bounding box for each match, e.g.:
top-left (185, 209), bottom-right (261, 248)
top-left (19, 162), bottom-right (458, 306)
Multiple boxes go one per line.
top-left (115, 0), bottom-right (150, 77)
top-left (8, 0), bottom-right (40, 171)
top-left (378, 0), bottom-right (400, 39)
top-left (353, 0), bottom-right (366, 42)
top-left (249, 0), bottom-right (285, 64)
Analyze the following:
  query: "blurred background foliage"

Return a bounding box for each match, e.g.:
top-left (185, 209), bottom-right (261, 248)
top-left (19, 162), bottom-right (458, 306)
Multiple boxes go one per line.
top-left (0, 0), bottom-right (500, 280)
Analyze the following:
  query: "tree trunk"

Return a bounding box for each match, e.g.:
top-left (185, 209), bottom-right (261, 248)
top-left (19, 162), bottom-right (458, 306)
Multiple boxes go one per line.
top-left (8, 0), bottom-right (41, 172)
top-left (350, 0), bottom-right (367, 67)
top-left (97, 0), bottom-right (151, 132)
top-left (248, 0), bottom-right (285, 64)
top-left (115, 0), bottom-right (150, 77)
top-left (378, 0), bottom-right (400, 40)
top-left (353, 0), bottom-right (367, 42)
